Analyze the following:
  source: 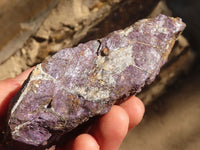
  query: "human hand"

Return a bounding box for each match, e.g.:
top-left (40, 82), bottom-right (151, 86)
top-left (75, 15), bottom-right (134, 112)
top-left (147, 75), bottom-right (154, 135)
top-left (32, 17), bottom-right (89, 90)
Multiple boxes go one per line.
top-left (0, 68), bottom-right (145, 150)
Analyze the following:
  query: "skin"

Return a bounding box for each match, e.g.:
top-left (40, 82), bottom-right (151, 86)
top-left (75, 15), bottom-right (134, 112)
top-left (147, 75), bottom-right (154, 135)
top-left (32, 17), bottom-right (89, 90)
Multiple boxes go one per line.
top-left (0, 68), bottom-right (145, 150)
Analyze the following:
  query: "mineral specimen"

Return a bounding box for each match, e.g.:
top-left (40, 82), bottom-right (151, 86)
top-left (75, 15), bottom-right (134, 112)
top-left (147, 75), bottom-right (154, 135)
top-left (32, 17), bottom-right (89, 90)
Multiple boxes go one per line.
top-left (5, 14), bottom-right (185, 149)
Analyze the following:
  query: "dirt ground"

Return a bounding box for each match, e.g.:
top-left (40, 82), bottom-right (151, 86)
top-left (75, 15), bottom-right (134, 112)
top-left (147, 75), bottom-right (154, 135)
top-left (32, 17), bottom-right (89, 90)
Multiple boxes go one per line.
top-left (120, 58), bottom-right (200, 150)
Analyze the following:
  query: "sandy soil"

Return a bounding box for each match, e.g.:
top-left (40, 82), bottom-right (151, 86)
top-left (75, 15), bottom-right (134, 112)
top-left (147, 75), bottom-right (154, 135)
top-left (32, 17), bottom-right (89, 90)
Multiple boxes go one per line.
top-left (120, 59), bottom-right (200, 150)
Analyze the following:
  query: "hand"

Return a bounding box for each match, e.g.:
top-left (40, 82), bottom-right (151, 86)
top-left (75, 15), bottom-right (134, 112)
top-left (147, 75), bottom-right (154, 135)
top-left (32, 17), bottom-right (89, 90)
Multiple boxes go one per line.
top-left (0, 68), bottom-right (145, 150)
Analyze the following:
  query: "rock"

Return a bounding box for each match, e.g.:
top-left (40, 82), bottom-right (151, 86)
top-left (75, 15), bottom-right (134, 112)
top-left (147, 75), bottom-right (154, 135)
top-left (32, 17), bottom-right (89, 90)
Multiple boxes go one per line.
top-left (0, 0), bottom-right (159, 80)
top-left (138, 35), bottom-right (195, 105)
top-left (5, 15), bottom-right (185, 150)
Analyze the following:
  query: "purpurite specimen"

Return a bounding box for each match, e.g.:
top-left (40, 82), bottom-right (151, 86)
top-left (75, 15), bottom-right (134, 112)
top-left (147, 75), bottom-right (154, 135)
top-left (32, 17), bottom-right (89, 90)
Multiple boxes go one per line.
top-left (5, 14), bottom-right (185, 149)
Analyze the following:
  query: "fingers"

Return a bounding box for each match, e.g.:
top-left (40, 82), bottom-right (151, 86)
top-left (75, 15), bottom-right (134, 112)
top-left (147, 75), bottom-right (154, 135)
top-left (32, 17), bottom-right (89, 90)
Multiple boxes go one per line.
top-left (120, 96), bottom-right (145, 130)
top-left (58, 96), bottom-right (144, 150)
top-left (15, 67), bottom-right (34, 84)
top-left (87, 96), bottom-right (144, 150)
top-left (60, 106), bottom-right (129, 150)
top-left (0, 68), bottom-right (34, 127)
top-left (72, 134), bottom-right (100, 150)
top-left (90, 105), bottom-right (129, 150)
top-left (58, 134), bottom-right (99, 150)
top-left (0, 78), bottom-right (21, 125)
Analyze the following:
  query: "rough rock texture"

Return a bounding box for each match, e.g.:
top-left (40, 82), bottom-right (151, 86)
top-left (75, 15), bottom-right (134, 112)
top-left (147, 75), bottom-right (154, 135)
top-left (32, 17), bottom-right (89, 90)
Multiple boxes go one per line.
top-left (138, 35), bottom-right (194, 105)
top-left (135, 1), bottom-right (193, 105)
top-left (5, 15), bottom-right (185, 149)
top-left (0, 0), bottom-right (159, 80)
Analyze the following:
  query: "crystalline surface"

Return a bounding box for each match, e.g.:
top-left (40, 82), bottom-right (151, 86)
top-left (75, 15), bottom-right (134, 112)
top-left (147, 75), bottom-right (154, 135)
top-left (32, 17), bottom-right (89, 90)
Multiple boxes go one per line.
top-left (6, 14), bottom-right (185, 149)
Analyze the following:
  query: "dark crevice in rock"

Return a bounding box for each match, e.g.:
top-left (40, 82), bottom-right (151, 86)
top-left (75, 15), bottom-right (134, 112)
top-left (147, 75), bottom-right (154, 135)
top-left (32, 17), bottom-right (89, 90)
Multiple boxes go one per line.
top-left (47, 99), bottom-right (53, 109)
top-left (33, 36), bottom-right (47, 43)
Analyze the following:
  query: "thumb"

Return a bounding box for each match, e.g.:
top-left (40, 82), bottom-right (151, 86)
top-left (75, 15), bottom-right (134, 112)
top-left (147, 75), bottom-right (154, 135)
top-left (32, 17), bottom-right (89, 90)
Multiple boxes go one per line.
top-left (0, 67), bottom-right (34, 128)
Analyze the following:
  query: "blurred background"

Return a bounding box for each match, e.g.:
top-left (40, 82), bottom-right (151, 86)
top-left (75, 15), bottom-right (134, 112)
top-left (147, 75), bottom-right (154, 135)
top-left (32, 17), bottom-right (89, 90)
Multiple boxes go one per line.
top-left (122, 0), bottom-right (200, 149)
top-left (0, 0), bottom-right (199, 149)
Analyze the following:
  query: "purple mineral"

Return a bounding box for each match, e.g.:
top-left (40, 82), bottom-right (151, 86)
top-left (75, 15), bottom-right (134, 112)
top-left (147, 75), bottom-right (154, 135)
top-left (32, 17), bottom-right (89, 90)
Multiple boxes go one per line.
top-left (5, 14), bottom-right (185, 149)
